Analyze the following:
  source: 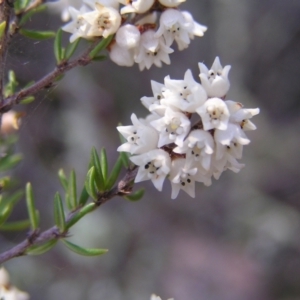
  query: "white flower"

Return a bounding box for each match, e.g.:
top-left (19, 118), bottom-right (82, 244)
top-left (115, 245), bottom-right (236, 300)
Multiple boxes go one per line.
top-left (83, 3), bottom-right (121, 38)
top-left (150, 108), bottom-right (191, 147)
top-left (116, 24), bottom-right (141, 49)
top-left (141, 80), bottom-right (168, 115)
top-left (158, 0), bottom-right (185, 7)
top-left (174, 129), bottom-right (214, 171)
top-left (62, 6), bottom-right (91, 42)
top-left (199, 57), bottom-right (231, 98)
top-left (117, 113), bottom-right (158, 154)
top-left (119, 0), bottom-right (155, 14)
top-left (169, 158), bottom-right (197, 199)
top-left (109, 43), bottom-right (135, 66)
top-left (226, 100), bottom-right (260, 131)
top-left (181, 11), bottom-right (207, 40)
top-left (155, 9), bottom-right (190, 49)
top-left (0, 268), bottom-right (29, 300)
top-left (161, 69), bottom-right (207, 113)
top-left (196, 97), bottom-right (230, 130)
top-left (0, 287), bottom-right (30, 300)
top-left (130, 149), bottom-right (171, 191)
top-left (85, 0), bottom-right (120, 10)
top-left (135, 30), bottom-right (174, 70)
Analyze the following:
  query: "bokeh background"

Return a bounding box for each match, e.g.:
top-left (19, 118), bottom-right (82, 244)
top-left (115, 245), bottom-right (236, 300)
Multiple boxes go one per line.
top-left (1, 0), bottom-right (300, 299)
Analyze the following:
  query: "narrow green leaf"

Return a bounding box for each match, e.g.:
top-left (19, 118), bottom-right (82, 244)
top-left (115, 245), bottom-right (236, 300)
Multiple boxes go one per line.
top-left (20, 29), bottom-right (56, 40)
top-left (20, 96), bottom-right (35, 104)
top-left (78, 186), bottom-right (89, 206)
top-left (26, 183), bottom-right (38, 230)
top-left (92, 55), bottom-right (107, 61)
top-left (54, 28), bottom-right (63, 63)
top-left (66, 203), bottom-right (96, 229)
top-left (0, 21), bottom-right (6, 39)
top-left (0, 154), bottom-right (23, 172)
top-left (0, 205), bottom-right (13, 227)
top-left (54, 192), bottom-right (66, 232)
top-left (68, 170), bottom-right (77, 210)
top-left (27, 239), bottom-right (57, 255)
top-left (0, 219), bottom-right (30, 231)
top-left (105, 155), bottom-right (123, 190)
top-left (125, 188), bottom-right (145, 201)
top-left (100, 148), bottom-right (108, 182)
top-left (0, 190), bottom-right (24, 213)
top-left (65, 38), bottom-right (81, 60)
top-left (89, 35), bottom-right (114, 59)
top-left (84, 167), bottom-right (98, 200)
top-left (19, 5), bottom-right (47, 26)
top-left (91, 147), bottom-right (105, 192)
top-left (0, 176), bottom-right (11, 191)
top-left (58, 169), bottom-right (68, 191)
top-left (4, 70), bottom-right (18, 97)
top-left (62, 239), bottom-right (108, 256)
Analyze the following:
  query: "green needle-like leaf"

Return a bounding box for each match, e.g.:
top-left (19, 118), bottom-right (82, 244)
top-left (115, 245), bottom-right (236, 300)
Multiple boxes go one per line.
top-left (0, 190), bottom-right (24, 213)
top-left (89, 35), bottom-right (114, 59)
top-left (54, 192), bottom-right (66, 232)
top-left (100, 148), bottom-right (108, 182)
top-left (78, 186), bottom-right (89, 206)
top-left (26, 183), bottom-right (39, 230)
top-left (84, 167), bottom-right (98, 200)
top-left (125, 188), bottom-right (145, 201)
top-left (0, 205), bottom-right (13, 227)
top-left (58, 169), bottom-right (68, 191)
top-left (0, 219), bottom-right (30, 231)
top-left (20, 29), bottom-right (56, 40)
top-left (0, 154), bottom-right (23, 172)
top-left (20, 96), bottom-right (35, 104)
top-left (54, 28), bottom-right (63, 63)
top-left (62, 239), bottom-right (108, 256)
top-left (0, 21), bottom-right (6, 39)
top-left (66, 203), bottom-right (96, 229)
top-left (27, 239), bottom-right (57, 255)
top-left (68, 170), bottom-right (77, 210)
top-left (65, 38), bottom-right (81, 60)
top-left (91, 147), bottom-right (105, 192)
top-left (105, 155), bottom-right (123, 190)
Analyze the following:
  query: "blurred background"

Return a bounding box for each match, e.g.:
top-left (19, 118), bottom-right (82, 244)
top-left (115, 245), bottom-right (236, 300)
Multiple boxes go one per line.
top-left (1, 0), bottom-right (300, 299)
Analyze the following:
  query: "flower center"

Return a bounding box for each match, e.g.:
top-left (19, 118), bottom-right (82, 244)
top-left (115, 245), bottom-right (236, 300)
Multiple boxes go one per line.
top-left (96, 13), bottom-right (110, 30)
top-left (207, 105), bottom-right (223, 120)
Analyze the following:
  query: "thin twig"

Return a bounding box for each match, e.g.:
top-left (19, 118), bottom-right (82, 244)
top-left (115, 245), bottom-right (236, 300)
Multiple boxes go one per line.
top-left (0, 40), bottom-right (99, 113)
top-left (0, 167), bottom-right (138, 264)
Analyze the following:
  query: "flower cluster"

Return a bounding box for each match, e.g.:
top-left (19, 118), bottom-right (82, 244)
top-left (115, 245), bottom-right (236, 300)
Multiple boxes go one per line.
top-left (117, 57), bottom-right (259, 199)
top-left (61, 0), bottom-right (206, 70)
top-left (0, 268), bottom-right (29, 300)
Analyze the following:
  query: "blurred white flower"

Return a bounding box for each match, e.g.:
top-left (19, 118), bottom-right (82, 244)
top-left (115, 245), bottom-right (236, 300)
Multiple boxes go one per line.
top-left (135, 30), bottom-right (174, 70)
top-left (83, 3), bottom-right (121, 38)
top-left (119, 0), bottom-right (155, 14)
top-left (158, 0), bottom-right (185, 7)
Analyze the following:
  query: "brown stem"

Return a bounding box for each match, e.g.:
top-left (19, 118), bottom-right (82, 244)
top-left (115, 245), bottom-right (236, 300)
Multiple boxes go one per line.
top-left (0, 0), bottom-right (12, 103)
top-left (0, 40), bottom-right (99, 113)
top-left (0, 167), bottom-right (138, 264)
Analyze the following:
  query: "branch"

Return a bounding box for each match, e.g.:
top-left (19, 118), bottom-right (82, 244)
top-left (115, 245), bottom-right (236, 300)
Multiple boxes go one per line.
top-left (0, 167), bottom-right (138, 264)
top-left (0, 0), bottom-right (12, 103)
top-left (0, 40), bottom-right (99, 113)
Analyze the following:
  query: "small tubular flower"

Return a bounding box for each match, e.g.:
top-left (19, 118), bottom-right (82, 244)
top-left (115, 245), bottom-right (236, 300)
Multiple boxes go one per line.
top-left (130, 149), bottom-right (171, 191)
top-left (196, 97), bottom-right (230, 130)
top-left (119, 0), bottom-right (155, 14)
top-left (158, 0), bottom-right (185, 7)
top-left (83, 3), bottom-right (121, 38)
top-left (199, 57), bottom-right (231, 98)
top-left (117, 113), bottom-right (158, 154)
top-left (135, 30), bottom-right (174, 70)
top-left (62, 6), bottom-right (91, 42)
